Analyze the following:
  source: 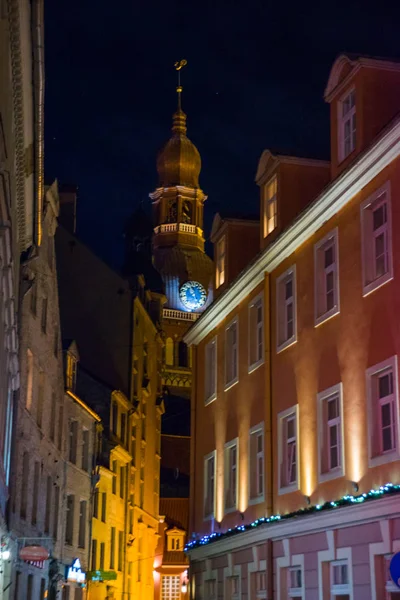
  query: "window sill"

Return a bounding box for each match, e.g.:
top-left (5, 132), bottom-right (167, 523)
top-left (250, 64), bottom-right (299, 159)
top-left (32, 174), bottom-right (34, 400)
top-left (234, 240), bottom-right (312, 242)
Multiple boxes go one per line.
top-left (248, 359), bottom-right (264, 375)
top-left (315, 306), bottom-right (340, 328)
top-left (318, 467), bottom-right (344, 484)
top-left (277, 336), bottom-right (297, 354)
top-left (205, 393), bottom-right (217, 407)
top-left (224, 377), bottom-right (239, 392)
top-left (224, 505), bottom-right (237, 515)
top-left (248, 494), bottom-right (264, 506)
top-left (369, 450), bottom-right (400, 468)
top-left (278, 481), bottom-right (299, 496)
top-left (363, 272), bottom-right (393, 297)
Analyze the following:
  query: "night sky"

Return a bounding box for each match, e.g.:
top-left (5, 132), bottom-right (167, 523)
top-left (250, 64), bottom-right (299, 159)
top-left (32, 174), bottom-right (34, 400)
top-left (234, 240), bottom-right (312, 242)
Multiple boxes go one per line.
top-left (45, 0), bottom-right (400, 269)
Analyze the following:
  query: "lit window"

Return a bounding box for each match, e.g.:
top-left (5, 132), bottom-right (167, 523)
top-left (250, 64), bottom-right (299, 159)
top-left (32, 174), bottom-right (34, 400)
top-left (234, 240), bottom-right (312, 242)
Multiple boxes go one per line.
top-left (204, 451), bottom-right (216, 518)
top-left (66, 354), bottom-right (77, 392)
top-left (249, 295), bottom-right (263, 371)
top-left (276, 266), bottom-right (296, 352)
top-left (224, 439), bottom-right (238, 512)
top-left (225, 319), bottom-right (238, 388)
top-left (330, 560), bottom-right (350, 597)
top-left (69, 420), bottom-right (78, 464)
top-left (361, 182), bottom-right (392, 296)
top-left (367, 356), bottom-right (399, 467)
top-left (263, 176), bottom-right (277, 237)
top-left (314, 229), bottom-right (339, 324)
top-left (288, 567), bottom-right (303, 598)
top-left (161, 575), bottom-right (181, 600)
top-left (249, 424), bottom-right (264, 504)
top-left (318, 384), bottom-right (344, 482)
top-left (204, 337), bottom-right (217, 405)
top-left (26, 349), bottom-right (33, 411)
top-left (216, 235), bottom-right (226, 288)
top-left (41, 297), bottom-right (48, 333)
top-left (278, 407), bottom-right (298, 493)
top-left (339, 88), bottom-right (356, 161)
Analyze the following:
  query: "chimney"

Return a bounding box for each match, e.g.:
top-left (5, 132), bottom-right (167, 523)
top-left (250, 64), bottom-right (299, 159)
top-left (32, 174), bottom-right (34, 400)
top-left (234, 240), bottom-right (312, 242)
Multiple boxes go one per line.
top-left (58, 184), bottom-right (78, 234)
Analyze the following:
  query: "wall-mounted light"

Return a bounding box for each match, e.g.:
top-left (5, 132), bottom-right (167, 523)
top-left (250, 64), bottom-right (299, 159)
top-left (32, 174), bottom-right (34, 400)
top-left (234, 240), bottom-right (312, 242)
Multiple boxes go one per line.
top-left (351, 481), bottom-right (359, 493)
top-left (1, 549), bottom-right (10, 560)
top-left (240, 512), bottom-right (245, 521)
top-left (304, 495), bottom-right (311, 506)
top-left (181, 583), bottom-right (188, 594)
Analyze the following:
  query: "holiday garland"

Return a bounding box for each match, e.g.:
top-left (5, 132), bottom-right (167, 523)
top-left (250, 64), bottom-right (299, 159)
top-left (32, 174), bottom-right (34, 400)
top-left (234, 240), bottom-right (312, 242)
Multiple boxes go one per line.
top-left (185, 483), bottom-right (400, 551)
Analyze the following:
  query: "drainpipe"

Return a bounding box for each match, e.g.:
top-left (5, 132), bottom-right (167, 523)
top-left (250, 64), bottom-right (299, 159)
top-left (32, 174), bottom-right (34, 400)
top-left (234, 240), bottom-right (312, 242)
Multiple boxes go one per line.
top-left (266, 273), bottom-right (274, 600)
top-left (32, 0), bottom-right (44, 246)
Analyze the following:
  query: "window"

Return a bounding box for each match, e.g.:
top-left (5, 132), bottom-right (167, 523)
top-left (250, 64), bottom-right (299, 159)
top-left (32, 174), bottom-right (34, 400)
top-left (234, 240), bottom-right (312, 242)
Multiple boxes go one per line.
top-left (263, 176), bottom-right (277, 237)
top-left (101, 491), bottom-right (107, 522)
top-left (314, 229), bottom-right (339, 324)
top-left (49, 393), bottom-right (56, 442)
top-left (45, 475), bottom-right (52, 533)
top-left (224, 439), bottom-right (238, 512)
top-left (26, 349), bottom-right (33, 411)
top-left (32, 461), bottom-right (40, 525)
top-left (225, 319), bottom-right (238, 388)
top-left (27, 574), bottom-right (33, 600)
top-left (249, 425), bottom-right (264, 503)
top-left (361, 182), bottom-right (392, 296)
top-left (20, 451), bottom-right (29, 519)
top-left (249, 295), bottom-right (264, 370)
top-left (120, 465), bottom-right (125, 499)
top-left (78, 500), bottom-right (87, 548)
top-left (252, 571), bottom-right (267, 600)
top-left (66, 354), bottom-right (77, 391)
top-left (288, 567), bottom-right (303, 598)
top-left (91, 539), bottom-right (97, 570)
top-left (205, 579), bottom-right (217, 600)
top-left (216, 235), bottom-right (226, 288)
top-left (161, 575), bottom-right (181, 600)
top-left (339, 88), bottom-right (356, 161)
top-left (82, 428), bottom-right (90, 471)
top-left (227, 576), bottom-right (240, 599)
top-left (30, 281), bottom-right (37, 315)
top-left (40, 578), bottom-right (46, 600)
top-left (318, 384), bottom-right (344, 482)
top-left (62, 586), bottom-right (70, 600)
top-left (112, 460), bottom-right (118, 494)
top-left (204, 451), bottom-right (216, 518)
top-left (41, 297), bottom-right (48, 333)
top-left (100, 542), bottom-right (105, 570)
top-left (169, 536), bottom-right (182, 551)
top-left (120, 412), bottom-right (126, 445)
top-left (54, 328), bottom-right (59, 358)
top-left (381, 554), bottom-right (400, 600)
top-left (112, 401), bottom-right (118, 436)
top-left (53, 485), bottom-right (60, 539)
top-left (65, 495), bottom-right (74, 545)
top-left (278, 407), bottom-right (299, 494)
top-left (69, 420), bottom-right (78, 464)
top-left (178, 341), bottom-right (189, 367)
top-left (37, 371), bottom-right (45, 428)
top-left (276, 266), bottom-right (296, 352)
top-left (118, 530), bottom-right (123, 571)
top-left (110, 527), bottom-right (116, 569)
top-left (57, 405), bottom-right (64, 451)
top-left (331, 560), bottom-right (350, 597)
top-left (367, 356), bottom-right (399, 467)
top-left (204, 338), bottom-right (217, 405)
top-left (165, 338), bottom-right (174, 366)
top-left (93, 488), bottom-right (99, 518)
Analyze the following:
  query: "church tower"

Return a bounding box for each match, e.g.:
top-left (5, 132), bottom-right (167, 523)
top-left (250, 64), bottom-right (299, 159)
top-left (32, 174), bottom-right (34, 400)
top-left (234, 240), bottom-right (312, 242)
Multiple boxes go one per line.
top-left (150, 66), bottom-right (213, 393)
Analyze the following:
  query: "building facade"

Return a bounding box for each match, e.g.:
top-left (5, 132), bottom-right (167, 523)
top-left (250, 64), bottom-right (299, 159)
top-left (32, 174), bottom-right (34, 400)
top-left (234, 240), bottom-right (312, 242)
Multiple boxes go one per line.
top-left (185, 55), bottom-right (400, 600)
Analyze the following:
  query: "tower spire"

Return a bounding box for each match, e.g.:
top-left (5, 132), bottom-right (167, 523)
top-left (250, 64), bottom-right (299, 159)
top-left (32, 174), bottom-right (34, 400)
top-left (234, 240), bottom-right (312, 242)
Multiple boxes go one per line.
top-left (174, 59), bottom-right (187, 110)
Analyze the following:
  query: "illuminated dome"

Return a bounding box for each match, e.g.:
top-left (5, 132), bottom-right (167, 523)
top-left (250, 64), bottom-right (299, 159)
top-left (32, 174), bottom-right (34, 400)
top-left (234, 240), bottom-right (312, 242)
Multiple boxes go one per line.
top-left (156, 109), bottom-right (201, 188)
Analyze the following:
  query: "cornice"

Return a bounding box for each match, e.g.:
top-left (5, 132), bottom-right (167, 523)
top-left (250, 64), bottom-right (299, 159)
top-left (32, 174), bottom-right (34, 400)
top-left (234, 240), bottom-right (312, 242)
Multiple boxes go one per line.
top-left (187, 493), bottom-right (400, 561)
top-left (184, 117), bottom-right (400, 347)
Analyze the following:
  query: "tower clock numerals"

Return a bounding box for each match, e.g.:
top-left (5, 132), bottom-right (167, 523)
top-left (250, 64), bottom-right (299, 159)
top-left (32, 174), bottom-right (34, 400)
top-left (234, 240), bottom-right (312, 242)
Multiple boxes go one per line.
top-left (179, 281), bottom-right (207, 311)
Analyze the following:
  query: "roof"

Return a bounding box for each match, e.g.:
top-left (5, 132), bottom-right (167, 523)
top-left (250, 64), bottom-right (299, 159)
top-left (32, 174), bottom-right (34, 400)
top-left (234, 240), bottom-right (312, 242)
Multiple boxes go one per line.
top-left (160, 497), bottom-right (189, 532)
top-left (162, 551), bottom-right (188, 566)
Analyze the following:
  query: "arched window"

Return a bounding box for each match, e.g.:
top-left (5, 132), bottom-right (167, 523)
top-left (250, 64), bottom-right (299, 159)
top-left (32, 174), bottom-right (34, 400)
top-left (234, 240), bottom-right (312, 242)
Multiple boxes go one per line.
top-left (178, 341), bottom-right (188, 368)
top-left (166, 338), bottom-right (174, 366)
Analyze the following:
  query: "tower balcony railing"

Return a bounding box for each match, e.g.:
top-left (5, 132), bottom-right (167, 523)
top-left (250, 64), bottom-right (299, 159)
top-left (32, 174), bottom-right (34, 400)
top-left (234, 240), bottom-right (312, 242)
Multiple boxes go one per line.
top-left (163, 308), bottom-right (200, 321)
top-left (154, 223), bottom-right (202, 235)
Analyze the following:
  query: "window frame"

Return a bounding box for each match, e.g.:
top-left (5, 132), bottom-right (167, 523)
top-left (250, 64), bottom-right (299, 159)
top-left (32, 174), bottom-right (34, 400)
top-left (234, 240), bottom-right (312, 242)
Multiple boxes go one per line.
top-left (317, 383), bottom-right (345, 483)
top-left (224, 438), bottom-right (239, 513)
top-left (276, 265), bottom-right (297, 353)
top-left (204, 337), bottom-right (217, 405)
top-left (225, 317), bottom-right (239, 390)
top-left (216, 234), bottom-right (226, 289)
top-left (338, 87), bottom-right (356, 163)
top-left (360, 182), bottom-right (393, 297)
top-left (367, 356), bottom-right (400, 468)
top-left (330, 559), bottom-right (351, 597)
top-left (314, 228), bottom-right (340, 326)
top-left (287, 566), bottom-right (304, 599)
top-left (249, 423), bottom-right (264, 505)
top-left (263, 175), bottom-right (278, 238)
top-left (204, 450), bottom-right (216, 520)
top-left (248, 293), bottom-right (264, 373)
top-left (278, 405), bottom-right (299, 495)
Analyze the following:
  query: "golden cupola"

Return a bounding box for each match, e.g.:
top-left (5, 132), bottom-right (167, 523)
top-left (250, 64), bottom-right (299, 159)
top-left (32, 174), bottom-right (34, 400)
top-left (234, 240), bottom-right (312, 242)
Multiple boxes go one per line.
top-left (156, 108), bottom-right (201, 188)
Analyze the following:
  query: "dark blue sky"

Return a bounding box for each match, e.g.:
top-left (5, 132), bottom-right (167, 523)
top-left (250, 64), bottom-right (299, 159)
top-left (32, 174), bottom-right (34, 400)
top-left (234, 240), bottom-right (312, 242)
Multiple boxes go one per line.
top-left (44, 0), bottom-right (400, 269)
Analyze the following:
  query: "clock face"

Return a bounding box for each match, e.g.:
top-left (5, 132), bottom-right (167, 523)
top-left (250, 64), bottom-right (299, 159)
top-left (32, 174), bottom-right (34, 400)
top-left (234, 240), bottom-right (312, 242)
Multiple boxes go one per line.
top-left (179, 281), bottom-right (207, 311)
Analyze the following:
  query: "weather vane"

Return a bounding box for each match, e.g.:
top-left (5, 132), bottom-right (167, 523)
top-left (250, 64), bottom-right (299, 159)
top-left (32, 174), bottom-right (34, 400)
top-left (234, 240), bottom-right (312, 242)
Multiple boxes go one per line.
top-left (174, 59), bottom-right (187, 108)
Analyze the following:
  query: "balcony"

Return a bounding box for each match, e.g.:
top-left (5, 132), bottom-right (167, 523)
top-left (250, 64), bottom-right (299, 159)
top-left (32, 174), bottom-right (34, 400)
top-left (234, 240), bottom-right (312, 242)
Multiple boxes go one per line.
top-left (163, 309), bottom-right (200, 322)
top-left (154, 223), bottom-right (202, 235)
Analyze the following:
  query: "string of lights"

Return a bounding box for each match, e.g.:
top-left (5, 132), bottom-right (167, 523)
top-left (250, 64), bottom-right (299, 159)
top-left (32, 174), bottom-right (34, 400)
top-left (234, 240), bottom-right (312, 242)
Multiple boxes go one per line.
top-left (185, 482), bottom-right (400, 551)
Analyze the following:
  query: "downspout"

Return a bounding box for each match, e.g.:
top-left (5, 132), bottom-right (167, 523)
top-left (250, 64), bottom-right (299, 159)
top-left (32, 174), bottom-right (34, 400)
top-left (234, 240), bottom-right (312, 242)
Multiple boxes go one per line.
top-left (32, 0), bottom-right (44, 246)
top-left (266, 273), bottom-right (274, 600)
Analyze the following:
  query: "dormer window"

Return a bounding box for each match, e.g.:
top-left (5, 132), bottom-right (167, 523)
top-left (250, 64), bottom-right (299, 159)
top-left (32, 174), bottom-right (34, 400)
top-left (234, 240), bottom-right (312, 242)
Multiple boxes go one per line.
top-left (263, 176), bottom-right (277, 237)
top-left (339, 89), bottom-right (356, 161)
top-left (66, 353), bottom-right (77, 392)
top-left (166, 528), bottom-right (185, 552)
top-left (215, 235), bottom-right (226, 288)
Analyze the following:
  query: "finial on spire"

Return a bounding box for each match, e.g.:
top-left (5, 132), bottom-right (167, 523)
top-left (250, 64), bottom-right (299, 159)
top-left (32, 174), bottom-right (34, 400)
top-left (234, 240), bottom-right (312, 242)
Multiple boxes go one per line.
top-left (174, 59), bottom-right (187, 109)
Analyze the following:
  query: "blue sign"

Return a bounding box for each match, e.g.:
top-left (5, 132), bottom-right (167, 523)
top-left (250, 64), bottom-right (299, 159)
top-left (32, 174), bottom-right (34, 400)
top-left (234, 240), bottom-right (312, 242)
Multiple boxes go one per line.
top-left (390, 553), bottom-right (400, 589)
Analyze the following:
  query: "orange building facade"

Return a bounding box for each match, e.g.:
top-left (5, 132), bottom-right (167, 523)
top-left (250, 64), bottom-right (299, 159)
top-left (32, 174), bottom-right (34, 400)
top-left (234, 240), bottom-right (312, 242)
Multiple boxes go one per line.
top-left (185, 55), bottom-right (400, 600)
